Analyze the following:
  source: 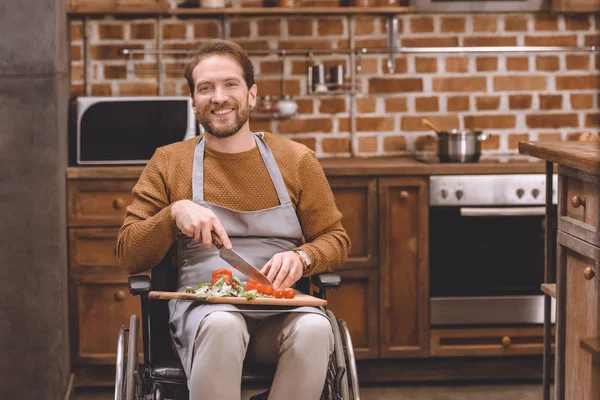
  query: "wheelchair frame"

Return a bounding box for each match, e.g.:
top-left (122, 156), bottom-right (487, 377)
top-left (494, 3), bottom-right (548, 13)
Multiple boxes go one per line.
top-left (114, 260), bottom-right (360, 400)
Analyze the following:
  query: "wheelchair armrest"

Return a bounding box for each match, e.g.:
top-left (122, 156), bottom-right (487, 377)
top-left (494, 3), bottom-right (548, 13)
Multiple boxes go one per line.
top-left (311, 273), bottom-right (341, 290)
top-left (129, 275), bottom-right (151, 296)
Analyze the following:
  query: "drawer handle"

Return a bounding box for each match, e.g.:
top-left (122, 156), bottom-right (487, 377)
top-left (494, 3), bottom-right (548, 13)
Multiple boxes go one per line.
top-left (399, 191), bottom-right (409, 200)
top-left (584, 267), bottom-right (596, 281)
top-left (571, 195), bottom-right (586, 209)
top-left (114, 290), bottom-right (126, 301)
top-left (112, 198), bottom-right (126, 210)
top-left (501, 336), bottom-right (511, 348)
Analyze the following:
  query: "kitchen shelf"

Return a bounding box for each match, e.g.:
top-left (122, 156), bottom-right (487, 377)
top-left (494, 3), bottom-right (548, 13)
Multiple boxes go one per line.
top-left (68, 5), bottom-right (411, 16)
top-left (580, 337), bottom-right (600, 356)
top-left (541, 283), bottom-right (556, 299)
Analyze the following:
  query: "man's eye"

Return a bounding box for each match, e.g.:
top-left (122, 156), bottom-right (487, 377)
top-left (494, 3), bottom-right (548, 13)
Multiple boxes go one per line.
top-left (198, 86), bottom-right (210, 93)
top-left (226, 82), bottom-right (238, 87)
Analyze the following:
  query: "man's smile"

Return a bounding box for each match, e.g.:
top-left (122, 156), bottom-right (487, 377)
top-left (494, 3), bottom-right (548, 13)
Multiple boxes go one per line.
top-left (212, 108), bottom-right (234, 115)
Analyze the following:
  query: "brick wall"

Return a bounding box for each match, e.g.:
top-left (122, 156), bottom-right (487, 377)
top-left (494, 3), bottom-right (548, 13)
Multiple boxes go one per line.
top-left (70, 13), bottom-right (599, 157)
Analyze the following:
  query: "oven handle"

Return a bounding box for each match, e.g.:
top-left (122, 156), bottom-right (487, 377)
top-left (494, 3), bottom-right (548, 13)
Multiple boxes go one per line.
top-left (459, 207), bottom-right (546, 217)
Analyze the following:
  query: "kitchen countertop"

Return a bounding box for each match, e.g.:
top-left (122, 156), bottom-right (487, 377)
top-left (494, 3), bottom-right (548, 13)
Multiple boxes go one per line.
top-left (519, 141), bottom-right (600, 175)
top-left (67, 154), bottom-right (550, 179)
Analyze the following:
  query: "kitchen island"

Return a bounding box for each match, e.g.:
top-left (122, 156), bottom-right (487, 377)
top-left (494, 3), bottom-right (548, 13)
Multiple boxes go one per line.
top-left (519, 141), bottom-right (600, 400)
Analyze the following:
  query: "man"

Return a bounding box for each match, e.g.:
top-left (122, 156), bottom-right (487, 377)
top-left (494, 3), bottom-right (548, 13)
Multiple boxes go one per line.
top-left (116, 39), bottom-right (350, 400)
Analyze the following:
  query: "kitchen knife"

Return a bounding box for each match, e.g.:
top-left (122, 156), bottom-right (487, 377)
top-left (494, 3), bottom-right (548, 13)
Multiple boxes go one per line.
top-left (211, 232), bottom-right (273, 288)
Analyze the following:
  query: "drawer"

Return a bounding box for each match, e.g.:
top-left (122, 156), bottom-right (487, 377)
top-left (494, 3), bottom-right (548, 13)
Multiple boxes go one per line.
top-left (68, 179), bottom-right (137, 227)
top-left (430, 326), bottom-right (554, 357)
top-left (71, 281), bottom-right (142, 365)
top-left (558, 166), bottom-right (600, 247)
top-left (69, 228), bottom-right (129, 280)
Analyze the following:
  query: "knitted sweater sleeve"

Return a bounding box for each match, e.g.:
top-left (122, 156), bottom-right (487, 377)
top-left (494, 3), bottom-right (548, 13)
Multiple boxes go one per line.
top-left (294, 151), bottom-right (351, 276)
top-left (116, 148), bottom-right (179, 275)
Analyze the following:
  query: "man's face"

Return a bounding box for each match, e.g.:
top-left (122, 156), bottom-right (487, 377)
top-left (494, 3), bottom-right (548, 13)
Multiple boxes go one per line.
top-left (191, 54), bottom-right (257, 139)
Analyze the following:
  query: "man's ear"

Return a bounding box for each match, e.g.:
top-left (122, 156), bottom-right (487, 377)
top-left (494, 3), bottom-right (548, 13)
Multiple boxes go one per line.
top-left (248, 84), bottom-right (257, 108)
top-left (190, 93), bottom-right (197, 113)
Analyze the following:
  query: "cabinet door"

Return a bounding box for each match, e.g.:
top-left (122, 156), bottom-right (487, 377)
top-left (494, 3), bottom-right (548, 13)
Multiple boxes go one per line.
top-left (556, 231), bottom-right (600, 400)
top-left (329, 177), bottom-right (378, 269)
top-left (68, 179), bottom-right (137, 227)
top-left (326, 269), bottom-right (379, 359)
top-left (378, 177), bottom-right (429, 358)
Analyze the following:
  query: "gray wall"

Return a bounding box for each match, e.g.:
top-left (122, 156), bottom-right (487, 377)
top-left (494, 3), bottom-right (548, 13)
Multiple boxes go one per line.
top-left (0, 0), bottom-right (70, 398)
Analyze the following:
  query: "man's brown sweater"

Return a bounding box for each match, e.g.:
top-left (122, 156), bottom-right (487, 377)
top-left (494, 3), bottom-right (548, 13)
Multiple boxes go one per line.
top-left (117, 132), bottom-right (351, 276)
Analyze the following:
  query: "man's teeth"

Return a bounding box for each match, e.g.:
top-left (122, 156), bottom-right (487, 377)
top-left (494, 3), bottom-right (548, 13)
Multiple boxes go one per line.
top-left (214, 109), bottom-right (233, 115)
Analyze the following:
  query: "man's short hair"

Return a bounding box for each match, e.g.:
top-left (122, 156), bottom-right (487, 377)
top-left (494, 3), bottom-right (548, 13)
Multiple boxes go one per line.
top-left (184, 39), bottom-right (255, 95)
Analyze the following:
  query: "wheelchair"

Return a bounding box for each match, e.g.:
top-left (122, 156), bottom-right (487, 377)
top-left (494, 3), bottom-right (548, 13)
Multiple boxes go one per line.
top-left (114, 255), bottom-right (360, 400)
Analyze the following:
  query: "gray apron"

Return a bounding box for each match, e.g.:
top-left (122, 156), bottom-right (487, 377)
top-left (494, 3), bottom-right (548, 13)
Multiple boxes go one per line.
top-left (168, 132), bottom-right (326, 378)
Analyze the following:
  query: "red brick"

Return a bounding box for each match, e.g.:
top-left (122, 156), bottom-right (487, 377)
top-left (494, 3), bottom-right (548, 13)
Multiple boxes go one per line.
top-left (584, 34), bottom-right (599, 46)
top-left (359, 136), bottom-right (378, 152)
top-left (291, 137), bottom-right (316, 151)
top-left (402, 37), bottom-right (459, 48)
top-left (565, 15), bottom-right (592, 30)
top-left (447, 96), bottom-right (469, 112)
top-left (318, 18), bottom-right (344, 36)
top-left (162, 22), bottom-right (187, 40)
top-left (233, 40), bottom-right (270, 51)
top-left (255, 79), bottom-right (300, 96)
top-left (463, 36), bottom-right (516, 46)
top-left (356, 117), bottom-right (394, 131)
top-left (194, 21), bottom-right (219, 38)
top-left (230, 21), bottom-right (251, 38)
top-left (534, 15), bottom-right (558, 31)
top-left (288, 18), bottom-right (313, 36)
top-left (295, 98), bottom-right (314, 114)
top-left (278, 40), bottom-right (331, 49)
top-left (509, 95), bottom-right (532, 110)
top-left (131, 22), bottom-right (155, 40)
top-left (445, 57), bottom-right (469, 73)
top-left (338, 118), bottom-right (350, 133)
top-left (71, 83), bottom-right (84, 97)
top-left (355, 38), bottom-right (388, 49)
top-left (476, 57), bottom-right (498, 72)
top-left (369, 78), bottom-right (422, 94)
top-left (249, 120), bottom-right (272, 133)
top-left (433, 77), bottom-right (487, 92)
top-left (356, 98), bottom-right (376, 113)
top-left (357, 58), bottom-right (378, 74)
top-left (322, 137), bottom-right (351, 154)
top-left (99, 24), bottom-right (124, 40)
top-left (464, 115), bottom-right (516, 129)
top-left (278, 118), bottom-right (333, 134)
top-left (410, 17), bottom-right (434, 33)
top-left (526, 114), bottom-right (579, 128)
top-left (401, 116), bottom-right (459, 131)
top-left (104, 65), bottom-right (127, 79)
top-left (556, 75), bottom-right (600, 90)
top-left (257, 19), bottom-right (281, 36)
top-left (508, 133), bottom-right (530, 149)
top-left (91, 83), bottom-right (111, 96)
top-left (415, 96), bottom-right (439, 112)
top-left (566, 55), bottom-right (590, 70)
top-left (481, 134), bottom-right (500, 150)
top-left (539, 94), bottom-right (562, 110)
top-left (354, 17), bottom-right (374, 35)
top-left (525, 35), bottom-right (578, 46)
top-left (385, 98), bottom-right (407, 112)
top-left (494, 76), bottom-right (546, 91)
top-left (134, 63), bottom-right (158, 78)
top-left (441, 17), bottom-right (465, 33)
top-left (585, 113), bottom-right (600, 128)
top-left (71, 44), bottom-right (82, 62)
top-left (536, 56), bottom-right (560, 71)
top-left (71, 65), bottom-right (83, 81)
top-left (381, 57), bottom-right (408, 74)
top-left (90, 44), bottom-right (142, 60)
top-left (319, 98), bottom-right (346, 114)
top-left (260, 60), bottom-right (283, 74)
top-left (473, 16), bottom-right (497, 32)
top-left (383, 136), bottom-right (407, 152)
top-left (476, 96), bottom-right (500, 110)
top-left (70, 23), bottom-right (83, 41)
top-left (538, 133), bottom-right (562, 141)
top-left (504, 15), bottom-right (528, 32)
top-left (506, 57), bottom-right (528, 71)
top-left (415, 57), bottom-right (437, 73)
top-left (570, 94), bottom-right (593, 109)
top-left (119, 82), bottom-right (158, 96)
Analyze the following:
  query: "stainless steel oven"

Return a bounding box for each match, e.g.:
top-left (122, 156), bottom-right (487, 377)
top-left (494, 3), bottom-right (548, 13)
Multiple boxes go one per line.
top-left (429, 174), bottom-right (557, 326)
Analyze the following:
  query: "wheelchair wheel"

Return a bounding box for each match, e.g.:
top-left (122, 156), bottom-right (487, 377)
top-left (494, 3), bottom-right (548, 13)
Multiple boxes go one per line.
top-left (338, 319), bottom-right (360, 400)
top-left (114, 315), bottom-right (141, 400)
top-left (326, 310), bottom-right (350, 400)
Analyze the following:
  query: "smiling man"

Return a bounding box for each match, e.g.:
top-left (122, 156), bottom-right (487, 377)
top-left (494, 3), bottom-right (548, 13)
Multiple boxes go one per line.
top-left (116, 40), bottom-right (350, 400)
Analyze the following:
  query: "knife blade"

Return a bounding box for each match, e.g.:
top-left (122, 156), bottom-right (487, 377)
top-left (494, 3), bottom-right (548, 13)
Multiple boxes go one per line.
top-left (211, 232), bottom-right (273, 288)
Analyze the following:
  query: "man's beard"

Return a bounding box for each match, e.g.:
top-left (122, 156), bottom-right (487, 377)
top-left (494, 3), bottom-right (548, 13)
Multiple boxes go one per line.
top-left (197, 102), bottom-right (250, 139)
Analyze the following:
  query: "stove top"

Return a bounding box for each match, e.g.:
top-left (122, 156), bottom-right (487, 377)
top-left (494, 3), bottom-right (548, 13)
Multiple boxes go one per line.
top-left (414, 151), bottom-right (544, 165)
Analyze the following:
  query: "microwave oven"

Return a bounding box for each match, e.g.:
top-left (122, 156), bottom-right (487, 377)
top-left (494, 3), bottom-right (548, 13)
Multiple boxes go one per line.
top-left (411, 0), bottom-right (543, 12)
top-left (74, 96), bottom-right (197, 165)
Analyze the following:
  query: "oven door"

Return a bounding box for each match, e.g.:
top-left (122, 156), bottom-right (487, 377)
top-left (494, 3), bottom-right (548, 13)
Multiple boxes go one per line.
top-left (429, 205), bottom-right (555, 326)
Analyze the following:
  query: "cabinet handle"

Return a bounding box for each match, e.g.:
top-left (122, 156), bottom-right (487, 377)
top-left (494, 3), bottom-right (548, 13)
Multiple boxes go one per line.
top-left (399, 191), bottom-right (409, 200)
top-left (114, 290), bottom-right (126, 301)
top-left (112, 198), bottom-right (125, 210)
top-left (571, 195), bottom-right (586, 209)
top-left (501, 336), bottom-right (511, 348)
top-left (584, 267), bottom-right (596, 281)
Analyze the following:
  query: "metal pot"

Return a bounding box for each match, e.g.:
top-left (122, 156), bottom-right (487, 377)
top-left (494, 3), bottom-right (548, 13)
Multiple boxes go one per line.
top-left (437, 130), bottom-right (488, 163)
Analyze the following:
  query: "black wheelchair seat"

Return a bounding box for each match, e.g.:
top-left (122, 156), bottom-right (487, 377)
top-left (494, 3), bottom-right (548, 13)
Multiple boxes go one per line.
top-left (151, 359), bottom-right (187, 381)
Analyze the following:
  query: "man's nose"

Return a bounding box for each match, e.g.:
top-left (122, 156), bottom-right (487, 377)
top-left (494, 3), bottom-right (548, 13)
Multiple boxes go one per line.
top-left (211, 87), bottom-right (229, 103)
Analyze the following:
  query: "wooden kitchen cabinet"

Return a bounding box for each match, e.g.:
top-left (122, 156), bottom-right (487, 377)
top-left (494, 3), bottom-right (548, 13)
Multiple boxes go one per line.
top-left (67, 0), bottom-right (168, 13)
top-left (378, 177), bottom-right (429, 358)
top-left (552, 0), bottom-right (600, 12)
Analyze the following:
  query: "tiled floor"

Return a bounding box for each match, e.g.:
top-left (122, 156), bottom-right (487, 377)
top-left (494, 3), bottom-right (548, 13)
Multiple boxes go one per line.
top-left (72, 382), bottom-right (553, 400)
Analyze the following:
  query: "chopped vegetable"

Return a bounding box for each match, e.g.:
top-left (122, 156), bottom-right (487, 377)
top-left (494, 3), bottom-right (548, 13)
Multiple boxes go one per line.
top-left (273, 288), bottom-right (284, 299)
top-left (283, 288), bottom-right (296, 299)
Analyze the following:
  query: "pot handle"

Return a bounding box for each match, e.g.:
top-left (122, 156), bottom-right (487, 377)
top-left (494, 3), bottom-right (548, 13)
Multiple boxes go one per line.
top-left (478, 133), bottom-right (491, 141)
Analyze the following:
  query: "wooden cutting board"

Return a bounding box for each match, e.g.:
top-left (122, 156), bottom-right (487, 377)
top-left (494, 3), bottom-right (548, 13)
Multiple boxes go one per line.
top-left (148, 291), bottom-right (327, 307)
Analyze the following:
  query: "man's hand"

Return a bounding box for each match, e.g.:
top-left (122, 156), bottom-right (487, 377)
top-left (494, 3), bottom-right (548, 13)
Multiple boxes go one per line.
top-left (171, 200), bottom-right (231, 249)
top-left (260, 251), bottom-right (303, 289)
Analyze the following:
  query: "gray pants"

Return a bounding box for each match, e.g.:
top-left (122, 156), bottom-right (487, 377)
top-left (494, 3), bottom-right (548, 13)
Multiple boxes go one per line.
top-left (190, 311), bottom-right (334, 400)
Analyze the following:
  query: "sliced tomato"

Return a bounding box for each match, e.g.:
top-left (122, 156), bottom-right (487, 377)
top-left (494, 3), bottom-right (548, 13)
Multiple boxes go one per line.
top-left (212, 268), bottom-right (232, 280)
top-left (273, 288), bottom-right (284, 299)
top-left (245, 279), bottom-right (258, 292)
top-left (257, 284), bottom-right (274, 296)
top-left (211, 274), bottom-right (231, 286)
top-left (283, 288), bottom-right (296, 299)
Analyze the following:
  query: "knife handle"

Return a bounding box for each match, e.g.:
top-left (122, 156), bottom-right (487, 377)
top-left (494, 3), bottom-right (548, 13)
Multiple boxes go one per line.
top-left (211, 231), bottom-right (224, 249)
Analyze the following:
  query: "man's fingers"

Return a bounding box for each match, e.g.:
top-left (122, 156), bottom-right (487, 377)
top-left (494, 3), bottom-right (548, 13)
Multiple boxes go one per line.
top-left (266, 255), bottom-right (282, 282)
top-left (273, 262), bottom-right (290, 289)
top-left (212, 220), bottom-right (231, 249)
top-left (200, 223), bottom-right (212, 249)
top-left (261, 260), bottom-right (272, 275)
